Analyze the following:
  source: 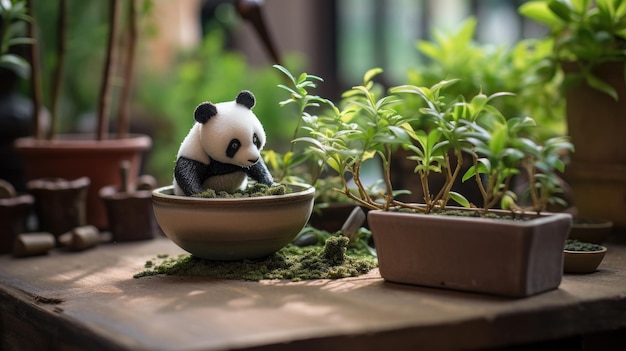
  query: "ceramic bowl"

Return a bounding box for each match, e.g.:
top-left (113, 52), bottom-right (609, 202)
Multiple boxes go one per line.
top-left (152, 184), bottom-right (315, 260)
top-left (563, 246), bottom-right (607, 274)
top-left (568, 218), bottom-right (613, 244)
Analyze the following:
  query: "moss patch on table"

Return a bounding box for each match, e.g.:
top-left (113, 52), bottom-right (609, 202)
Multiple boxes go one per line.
top-left (134, 235), bottom-right (377, 281)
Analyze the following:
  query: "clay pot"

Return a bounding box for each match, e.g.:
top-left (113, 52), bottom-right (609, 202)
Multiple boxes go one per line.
top-left (14, 134), bottom-right (151, 229)
top-left (100, 185), bottom-right (157, 242)
top-left (0, 193), bottom-right (34, 254)
top-left (569, 218), bottom-right (613, 244)
top-left (564, 246), bottom-right (608, 274)
top-left (152, 184), bottom-right (315, 260)
top-left (27, 177), bottom-right (90, 238)
top-left (369, 208), bottom-right (572, 297)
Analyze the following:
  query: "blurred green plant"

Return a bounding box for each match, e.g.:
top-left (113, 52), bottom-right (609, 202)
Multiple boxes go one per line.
top-left (0, 0), bottom-right (34, 79)
top-left (519, 0), bottom-right (626, 100)
top-left (405, 17), bottom-right (564, 140)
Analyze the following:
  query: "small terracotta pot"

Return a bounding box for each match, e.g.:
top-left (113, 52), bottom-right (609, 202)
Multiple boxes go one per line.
top-left (0, 193), bottom-right (34, 254)
top-left (564, 246), bottom-right (607, 274)
top-left (27, 177), bottom-right (90, 237)
top-left (569, 218), bottom-right (613, 244)
top-left (100, 185), bottom-right (157, 242)
top-left (308, 202), bottom-right (363, 232)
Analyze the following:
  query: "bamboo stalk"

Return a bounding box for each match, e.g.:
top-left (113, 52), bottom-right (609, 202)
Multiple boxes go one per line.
top-left (96, 0), bottom-right (120, 141)
top-left (48, 0), bottom-right (66, 140)
top-left (26, 0), bottom-right (43, 140)
top-left (117, 0), bottom-right (137, 139)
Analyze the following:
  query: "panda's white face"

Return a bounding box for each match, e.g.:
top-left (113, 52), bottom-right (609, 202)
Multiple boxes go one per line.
top-left (200, 101), bottom-right (266, 167)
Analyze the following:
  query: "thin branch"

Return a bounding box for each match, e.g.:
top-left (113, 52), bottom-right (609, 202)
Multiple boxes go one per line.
top-left (117, 0), bottom-right (137, 138)
top-left (26, 0), bottom-right (43, 139)
top-left (48, 0), bottom-right (66, 140)
top-left (97, 0), bottom-right (120, 141)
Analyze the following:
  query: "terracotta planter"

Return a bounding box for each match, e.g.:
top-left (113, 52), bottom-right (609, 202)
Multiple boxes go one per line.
top-left (368, 209), bottom-right (572, 297)
top-left (100, 185), bottom-right (157, 242)
top-left (569, 218), bottom-right (613, 244)
top-left (0, 193), bottom-right (34, 254)
top-left (14, 134), bottom-right (151, 229)
top-left (308, 202), bottom-right (363, 232)
top-left (564, 246), bottom-right (607, 274)
top-left (563, 62), bottom-right (626, 232)
top-left (27, 177), bottom-right (90, 237)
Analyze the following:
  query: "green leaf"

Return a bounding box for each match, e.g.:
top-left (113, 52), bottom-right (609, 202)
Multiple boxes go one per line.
top-left (548, 0), bottom-right (573, 22)
top-left (519, 1), bottom-right (564, 27)
top-left (327, 156), bottom-right (342, 174)
top-left (585, 72), bottom-right (619, 100)
top-left (462, 165), bottom-right (477, 182)
top-left (449, 191), bottom-right (470, 208)
top-left (0, 53), bottom-right (30, 78)
top-left (363, 68), bottom-right (383, 84)
top-left (273, 65), bottom-right (296, 84)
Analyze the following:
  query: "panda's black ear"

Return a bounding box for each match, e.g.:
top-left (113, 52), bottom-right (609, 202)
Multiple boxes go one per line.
top-left (194, 102), bottom-right (218, 124)
top-left (236, 90), bottom-right (255, 109)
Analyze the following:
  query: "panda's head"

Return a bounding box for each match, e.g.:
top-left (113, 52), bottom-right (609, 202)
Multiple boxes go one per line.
top-left (194, 90), bottom-right (267, 168)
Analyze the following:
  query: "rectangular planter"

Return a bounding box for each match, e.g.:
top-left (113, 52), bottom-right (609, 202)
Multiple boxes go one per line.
top-left (368, 209), bottom-right (572, 297)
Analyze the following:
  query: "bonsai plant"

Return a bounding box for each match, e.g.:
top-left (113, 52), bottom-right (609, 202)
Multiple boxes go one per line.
top-left (290, 66), bottom-right (574, 297)
top-left (13, 0), bottom-right (152, 229)
top-left (519, 0), bottom-right (626, 232)
top-left (269, 64), bottom-right (387, 232)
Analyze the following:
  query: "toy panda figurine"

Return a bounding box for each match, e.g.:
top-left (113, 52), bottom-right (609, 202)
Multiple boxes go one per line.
top-left (173, 90), bottom-right (274, 196)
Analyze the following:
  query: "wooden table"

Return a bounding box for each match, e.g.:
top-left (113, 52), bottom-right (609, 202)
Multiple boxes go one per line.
top-left (1, 237), bottom-right (625, 351)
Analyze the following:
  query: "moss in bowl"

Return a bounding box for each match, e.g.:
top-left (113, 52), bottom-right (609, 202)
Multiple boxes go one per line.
top-left (563, 239), bottom-right (607, 274)
top-left (151, 183), bottom-right (315, 260)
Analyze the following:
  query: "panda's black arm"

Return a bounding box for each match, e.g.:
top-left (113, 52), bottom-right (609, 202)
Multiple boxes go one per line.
top-left (174, 157), bottom-right (210, 196)
top-left (246, 158), bottom-right (274, 186)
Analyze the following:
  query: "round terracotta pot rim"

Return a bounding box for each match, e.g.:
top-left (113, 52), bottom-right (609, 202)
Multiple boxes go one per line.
top-left (572, 218), bottom-right (613, 228)
top-left (0, 193), bottom-right (34, 206)
top-left (14, 134), bottom-right (152, 152)
top-left (564, 246), bottom-right (607, 254)
top-left (100, 185), bottom-right (152, 200)
top-left (152, 183), bottom-right (315, 208)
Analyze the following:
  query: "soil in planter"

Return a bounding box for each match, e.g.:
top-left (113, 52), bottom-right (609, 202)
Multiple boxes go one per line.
top-left (192, 183), bottom-right (290, 198)
top-left (565, 239), bottom-right (604, 252)
top-left (134, 234), bottom-right (377, 281)
top-left (398, 207), bottom-right (535, 221)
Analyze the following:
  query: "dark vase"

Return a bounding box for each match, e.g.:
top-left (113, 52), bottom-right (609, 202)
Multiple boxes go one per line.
top-left (27, 177), bottom-right (90, 238)
top-left (0, 194), bottom-right (34, 254)
top-left (100, 185), bottom-right (157, 241)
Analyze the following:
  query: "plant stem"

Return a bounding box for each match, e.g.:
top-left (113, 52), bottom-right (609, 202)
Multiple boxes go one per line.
top-left (97, 0), bottom-right (120, 141)
top-left (382, 144), bottom-right (394, 210)
top-left (48, 0), bottom-right (66, 140)
top-left (117, 0), bottom-right (137, 139)
top-left (26, 0), bottom-right (43, 140)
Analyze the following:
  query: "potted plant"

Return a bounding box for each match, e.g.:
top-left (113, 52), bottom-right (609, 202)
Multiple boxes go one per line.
top-left (563, 239), bottom-right (607, 273)
top-left (519, 0), bottom-right (626, 232)
top-left (291, 66), bottom-right (573, 297)
top-left (13, 0), bottom-right (151, 229)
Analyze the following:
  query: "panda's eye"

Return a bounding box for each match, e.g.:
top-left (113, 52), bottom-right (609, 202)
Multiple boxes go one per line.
top-left (226, 139), bottom-right (241, 158)
top-left (253, 134), bottom-right (261, 148)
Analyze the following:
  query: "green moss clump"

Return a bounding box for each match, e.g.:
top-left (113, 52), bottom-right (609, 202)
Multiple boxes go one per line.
top-left (133, 235), bottom-right (376, 281)
top-left (565, 239), bottom-right (605, 252)
top-left (192, 183), bottom-right (289, 198)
